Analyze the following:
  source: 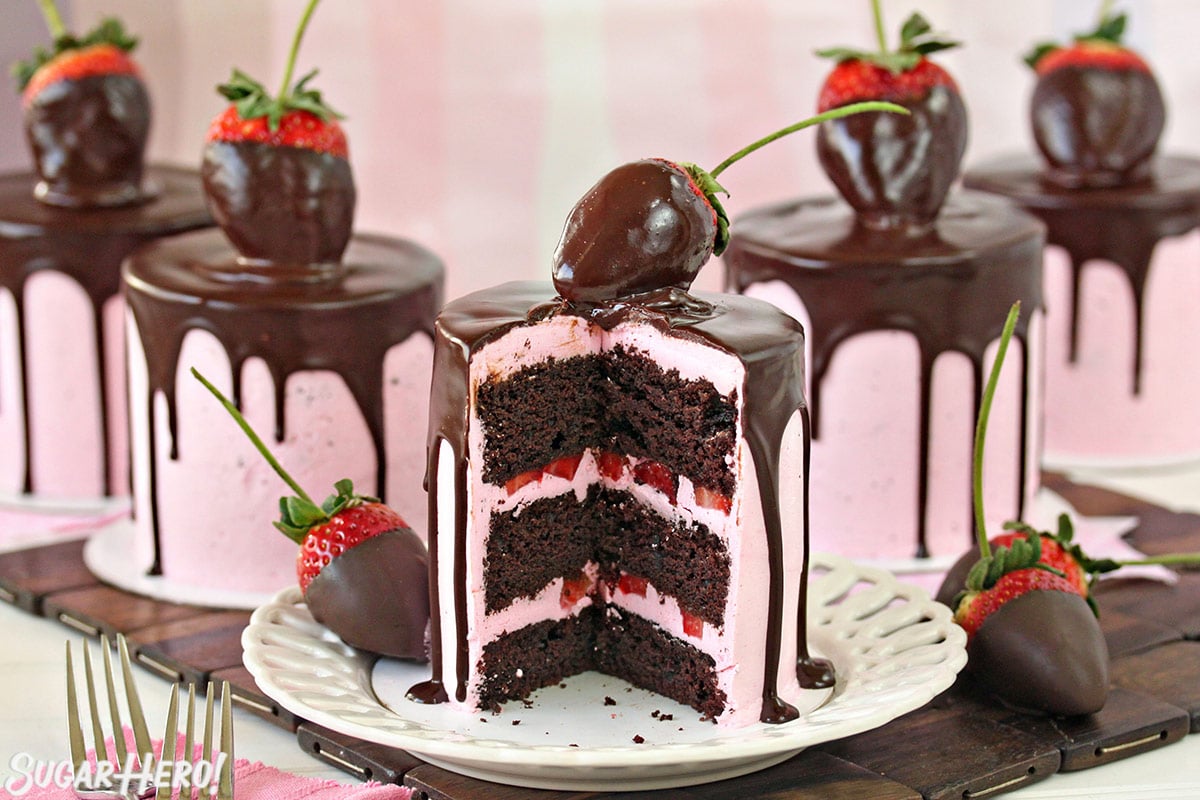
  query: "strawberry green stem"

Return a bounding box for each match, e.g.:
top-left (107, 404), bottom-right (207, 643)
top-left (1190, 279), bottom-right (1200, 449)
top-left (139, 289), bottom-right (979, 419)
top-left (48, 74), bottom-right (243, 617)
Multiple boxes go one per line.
top-left (709, 101), bottom-right (909, 179)
top-left (36, 0), bottom-right (67, 39)
top-left (191, 368), bottom-right (321, 511)
top-left (1117, 554), bottom-right (1200, 568)
top-left (277, 0), bottom-right (322, 104)
top-left (872, 0), bottom-right (888, 53)
top-left (1097, 0), bottom-right (1116, 26)
top-left (972, 301), bottom-right (1022, 558)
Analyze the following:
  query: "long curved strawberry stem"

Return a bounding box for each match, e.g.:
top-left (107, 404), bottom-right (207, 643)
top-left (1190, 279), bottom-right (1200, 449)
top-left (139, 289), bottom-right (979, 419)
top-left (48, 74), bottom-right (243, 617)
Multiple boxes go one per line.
top-left (872, 0), bottom-right (888, 52)
top-left (36, 0), bottom-right (67, 39)
top-left (277, 0), bottom-right (322, 105)
top-left (708, 101), bottom-right (909, 179)
top-left (191, 368), bottom-right (319, 509)
top-left (973, 302), bottom-right (1022, 558)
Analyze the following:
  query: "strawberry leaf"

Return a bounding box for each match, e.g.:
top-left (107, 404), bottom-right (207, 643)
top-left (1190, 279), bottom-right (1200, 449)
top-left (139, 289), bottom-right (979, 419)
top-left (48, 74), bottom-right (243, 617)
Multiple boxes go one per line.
top-left (681, 163), bottom-right (731, 256)
top-left (12, 16), bottom-right (138, 91)
top-left (816, 12), bottom-right (957, 74)
top-left (1024, 11), bottom-right (1129, 71)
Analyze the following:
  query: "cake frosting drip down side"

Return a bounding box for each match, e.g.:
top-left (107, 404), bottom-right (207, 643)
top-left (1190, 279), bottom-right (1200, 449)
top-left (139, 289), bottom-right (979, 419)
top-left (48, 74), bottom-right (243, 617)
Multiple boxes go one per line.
top-left (965, 155), bottom-right (1200, 465)
top-left (0, 167), bottom-right (212, 500)
top-left (123, 228), bottom-right (442, 593)
top-left (724, 191), bottom-right (1046, 562)
top-left (414, 281), bottom-right (825, 727)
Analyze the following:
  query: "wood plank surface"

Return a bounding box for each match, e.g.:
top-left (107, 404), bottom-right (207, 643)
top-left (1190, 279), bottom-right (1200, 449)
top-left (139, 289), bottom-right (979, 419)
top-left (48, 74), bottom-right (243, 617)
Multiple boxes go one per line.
top-left (0, 538), bottom-right (98, 612)
top-left (42, 582), bottom-right (207, 639)
top-left (297, 723), bottom-right (425, 786)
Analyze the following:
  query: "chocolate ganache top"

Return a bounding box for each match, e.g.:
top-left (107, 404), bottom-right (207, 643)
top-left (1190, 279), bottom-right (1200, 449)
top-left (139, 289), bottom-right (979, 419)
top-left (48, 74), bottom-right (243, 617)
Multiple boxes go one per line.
top-left (415, 280), bottom-right (831, 723)
top-left (0, 166), bottom-right (212, 496)
top-left (964, 154), bottom-right (1200, 393)
top-left (724, 190), bottom-right (1045, 558)
top-left (124, 227), bottom-right (444, 573)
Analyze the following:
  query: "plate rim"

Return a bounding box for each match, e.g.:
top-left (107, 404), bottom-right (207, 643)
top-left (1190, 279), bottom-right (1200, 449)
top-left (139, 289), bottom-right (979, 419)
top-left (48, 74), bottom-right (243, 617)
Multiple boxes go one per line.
top-left (242, 552), bottom-right (967, 787)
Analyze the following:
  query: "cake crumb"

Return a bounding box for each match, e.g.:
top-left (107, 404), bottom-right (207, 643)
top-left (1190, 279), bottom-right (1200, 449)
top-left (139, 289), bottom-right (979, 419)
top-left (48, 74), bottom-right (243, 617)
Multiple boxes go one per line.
top-left (633, 735), bottom-right (645, 744)
top-left (512, 720), bottom-right (521, 726)
top-left (657, 713), bottom-right (674, 722)
top-left (604, 696), bottom-right (616, 706)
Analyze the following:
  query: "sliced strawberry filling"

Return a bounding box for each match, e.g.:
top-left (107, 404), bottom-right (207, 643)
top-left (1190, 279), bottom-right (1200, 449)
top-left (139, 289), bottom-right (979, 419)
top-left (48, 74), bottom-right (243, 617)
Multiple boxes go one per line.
top-left (500, 451), bottom-right (732, 514)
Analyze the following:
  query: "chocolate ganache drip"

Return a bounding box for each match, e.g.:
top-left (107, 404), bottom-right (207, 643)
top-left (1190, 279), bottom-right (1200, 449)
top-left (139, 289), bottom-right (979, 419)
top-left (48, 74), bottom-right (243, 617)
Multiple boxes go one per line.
top-left (725, 192), bottom-right (1045, 558)
top-left (410, 281), bottom-right (830, 722)
top-left (965, 155), bottom-right (1200, 395)
top-left (124, 229), bottom-right (442, 574)
top-left (0, 167), bottom-right (211, 496)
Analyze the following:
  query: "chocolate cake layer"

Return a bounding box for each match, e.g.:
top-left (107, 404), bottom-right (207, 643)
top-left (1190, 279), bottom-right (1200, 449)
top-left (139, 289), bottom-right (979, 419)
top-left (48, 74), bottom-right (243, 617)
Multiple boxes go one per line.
top-left (476, 346), bottom-right (738, 494)
top-left (485, 486), bottom-right (730, 626)
top-left (477, 604), bottom-right (726, 719)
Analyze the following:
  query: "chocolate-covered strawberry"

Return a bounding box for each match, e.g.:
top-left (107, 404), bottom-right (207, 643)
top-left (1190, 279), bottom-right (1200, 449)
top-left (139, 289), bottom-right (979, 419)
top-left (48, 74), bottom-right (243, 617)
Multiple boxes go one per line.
top-left (193, 369), bottom-right (429, 661)
top-left (13, 3), bottom-right (148, 207)
top-left (553, 102), bottom-right (907, 303)
top-left (815, 3), bottom-right (966, 230)
top-left (1025, 6), bottom-right (1164, 188)
top-left (944, 303), bottom-right (1110, 716)
top-left (201, 0), bottom-right (354, 267)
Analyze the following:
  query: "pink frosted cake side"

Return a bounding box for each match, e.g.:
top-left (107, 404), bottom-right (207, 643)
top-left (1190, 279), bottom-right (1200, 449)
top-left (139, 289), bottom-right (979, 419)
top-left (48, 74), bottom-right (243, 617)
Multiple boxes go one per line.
top-left (120, 229), bottom-right (442, 597)
top-left (966, 155), bottom-right (1200, 467)
top-left (0, 167), bottom-right (211, 503)
top-left (724, 191), bottom-right (1046, 566)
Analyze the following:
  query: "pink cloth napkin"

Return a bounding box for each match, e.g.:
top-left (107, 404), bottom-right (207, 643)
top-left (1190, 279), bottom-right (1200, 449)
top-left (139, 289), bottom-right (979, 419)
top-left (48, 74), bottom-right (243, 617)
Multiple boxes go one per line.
top-left (0, 732), bottom-right (413, 799)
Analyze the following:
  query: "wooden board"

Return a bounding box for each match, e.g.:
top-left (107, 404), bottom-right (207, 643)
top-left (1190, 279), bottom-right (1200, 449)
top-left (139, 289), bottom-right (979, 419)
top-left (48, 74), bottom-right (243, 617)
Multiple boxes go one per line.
top-left (297, 723), bottom-right (425, 785)
top-left (0, 538), bottom-right (97, 612)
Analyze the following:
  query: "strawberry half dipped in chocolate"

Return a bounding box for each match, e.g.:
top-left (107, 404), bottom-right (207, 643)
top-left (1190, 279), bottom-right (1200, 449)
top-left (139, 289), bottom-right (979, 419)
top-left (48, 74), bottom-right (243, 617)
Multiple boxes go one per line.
top-left (193, 369), bottom-right (430, 661)
top-left (201, 0), bottom-right (354, 268)
top-left (13, 2), bottom-right (148, 207)
top-left (944, 303), bottom-right (1110, 716)
top-left (553, 102), bottom-right (906, 303)
top-left (1025, 5), bottom-right (1164, 188)
top-left (815, 3), bottom-right (965, 231)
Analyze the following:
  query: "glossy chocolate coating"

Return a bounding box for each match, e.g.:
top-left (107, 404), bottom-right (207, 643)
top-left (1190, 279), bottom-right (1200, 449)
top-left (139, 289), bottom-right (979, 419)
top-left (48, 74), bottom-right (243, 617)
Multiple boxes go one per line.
top-left (725, 191), bottom-right (1045, 558)
top-left (202, 140), bottom-right (355, 267)
top-left (968, 588), bottom-right (1109, 716)
top-left (964, 154), bottom-right (1200, 395)
top-left (411, 281), bottom-right (833, 722)
top-left (0, 166), bottom-right (212, 495)
top-left (124, 229), bottom-right (443, 573)
top-left (935, 547), bottom-right (978, 608)
top-left (816, 87), bottom-right (967, 231)
top-left (1031, 65), bottom-right (1165, 189)
top-left (24, 74), bottom-right (151, 208)
top-left (305, 526), bottom-right (431, 661)
top-left (552, 160), bottom-right (716, 302)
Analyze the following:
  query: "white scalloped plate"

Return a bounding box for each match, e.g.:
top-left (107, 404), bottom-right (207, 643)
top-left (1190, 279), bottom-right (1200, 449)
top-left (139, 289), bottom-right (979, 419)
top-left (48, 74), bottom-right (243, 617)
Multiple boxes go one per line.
top-left (242, 553), bottom-right (966, 791)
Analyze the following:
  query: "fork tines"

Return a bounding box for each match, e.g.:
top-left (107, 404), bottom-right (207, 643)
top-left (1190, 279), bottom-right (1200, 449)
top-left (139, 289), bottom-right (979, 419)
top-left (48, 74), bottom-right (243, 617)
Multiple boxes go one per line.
top-left (157, 680), bottom-right (235, 800)
top-left (65, 633), bottom-right (154, 796)
top-left (66, 635), bottom-right (234, 800)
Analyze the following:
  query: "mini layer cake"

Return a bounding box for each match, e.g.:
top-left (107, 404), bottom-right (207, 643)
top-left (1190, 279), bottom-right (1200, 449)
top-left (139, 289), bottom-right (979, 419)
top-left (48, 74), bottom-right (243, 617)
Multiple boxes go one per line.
top-left (122, 229), bottom-right (441, 596)
top-left (964, 11), bottom-right (1200, 467)
top-left (725, 194), bottom-right (1045, 564)
top-left (965, 156), bottom-right (1200, 466)
top-left (727, 18), bottom-right (1046, 566)
top-left (3, 15), bottom-right (212, 502)
top-left (412, 281), bottom-right (828, 727)
top-left (0, 167), bottom-right (210, 501)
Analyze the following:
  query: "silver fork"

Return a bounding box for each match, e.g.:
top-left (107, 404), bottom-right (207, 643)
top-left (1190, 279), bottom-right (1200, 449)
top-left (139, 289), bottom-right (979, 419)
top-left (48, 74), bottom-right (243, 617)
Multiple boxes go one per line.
top-left (157, 680), bottom-right (235, 800)
top-left (65, 634), bottom-right (155, 799)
